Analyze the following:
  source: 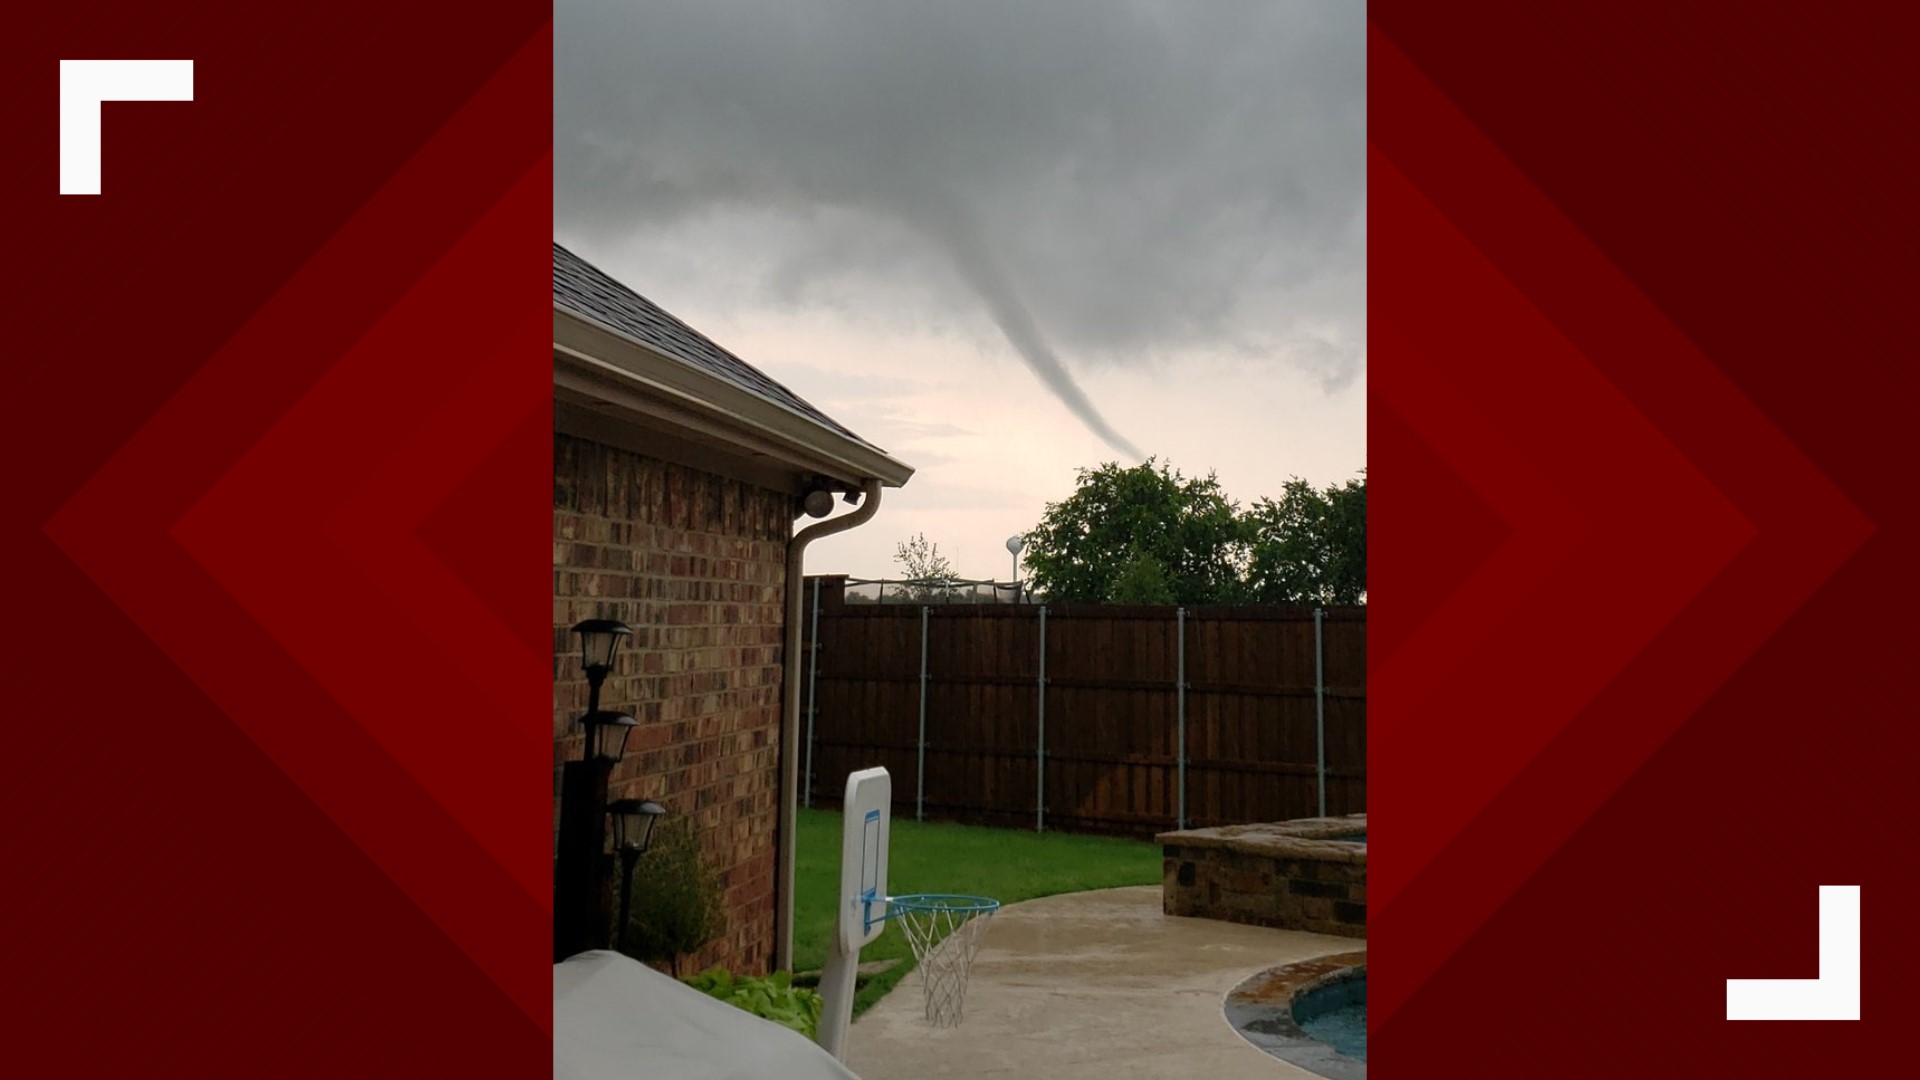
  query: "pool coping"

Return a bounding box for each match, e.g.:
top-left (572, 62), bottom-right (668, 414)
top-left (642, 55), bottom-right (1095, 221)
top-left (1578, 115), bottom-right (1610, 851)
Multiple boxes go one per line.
top-left (1157, 814), bottom-right (1369, 864)
top-left (1222, 950), bottom-right (1367, 1080)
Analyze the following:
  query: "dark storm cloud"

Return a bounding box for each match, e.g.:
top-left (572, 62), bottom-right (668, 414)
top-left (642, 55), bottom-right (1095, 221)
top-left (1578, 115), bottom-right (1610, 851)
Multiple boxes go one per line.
top-left (555, 0), bottom-right (1364, 456)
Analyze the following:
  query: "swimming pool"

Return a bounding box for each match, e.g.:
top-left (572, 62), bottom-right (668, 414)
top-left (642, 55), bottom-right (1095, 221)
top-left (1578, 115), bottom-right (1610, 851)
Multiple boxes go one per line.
top-left (1224, 953), bottom-right (1367, 1080)
top-left (1294, 972), bottom-right (1366, 1061)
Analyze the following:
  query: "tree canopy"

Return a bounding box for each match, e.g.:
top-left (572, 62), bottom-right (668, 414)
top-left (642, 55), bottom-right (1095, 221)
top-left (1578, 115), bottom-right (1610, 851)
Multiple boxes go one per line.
top-left (1244, 473), bottom-right (1367, 605)
top-left (1019, 460), bottom-right (1365, 606)
top-left (1020, 459), bottom-right (1247, 605)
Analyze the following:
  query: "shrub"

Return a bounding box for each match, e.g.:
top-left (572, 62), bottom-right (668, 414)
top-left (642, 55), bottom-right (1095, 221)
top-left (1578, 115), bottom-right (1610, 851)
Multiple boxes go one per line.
top-left (620, 816), bottom-right (721, 975)
top-left (682, 968), bottom-right (825, 1040)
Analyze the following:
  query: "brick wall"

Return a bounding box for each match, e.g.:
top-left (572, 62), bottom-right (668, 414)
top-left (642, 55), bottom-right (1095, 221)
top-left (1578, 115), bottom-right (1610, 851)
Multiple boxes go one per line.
top-left (554, 433), bottom-right (792, 975)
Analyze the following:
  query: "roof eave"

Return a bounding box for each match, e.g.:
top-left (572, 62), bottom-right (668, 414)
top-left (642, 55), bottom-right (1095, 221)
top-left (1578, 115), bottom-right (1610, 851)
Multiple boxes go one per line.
top-left (553, 306), bottom-right (915, 490)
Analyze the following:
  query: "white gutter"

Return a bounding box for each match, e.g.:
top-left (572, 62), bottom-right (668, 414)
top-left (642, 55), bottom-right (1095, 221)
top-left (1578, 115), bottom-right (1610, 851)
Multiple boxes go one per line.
top-left (775, 479), bottom-right (885, 972)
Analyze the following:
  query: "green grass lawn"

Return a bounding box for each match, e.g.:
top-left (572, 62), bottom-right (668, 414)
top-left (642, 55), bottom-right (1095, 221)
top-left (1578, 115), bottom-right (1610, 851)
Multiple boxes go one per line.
top-left (792, 809), bottom-right (1161, 1015)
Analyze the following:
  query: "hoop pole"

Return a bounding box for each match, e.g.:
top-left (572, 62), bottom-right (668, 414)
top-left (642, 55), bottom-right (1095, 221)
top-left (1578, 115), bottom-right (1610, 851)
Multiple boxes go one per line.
top-left (817, 929), bottom-right (858, 1060)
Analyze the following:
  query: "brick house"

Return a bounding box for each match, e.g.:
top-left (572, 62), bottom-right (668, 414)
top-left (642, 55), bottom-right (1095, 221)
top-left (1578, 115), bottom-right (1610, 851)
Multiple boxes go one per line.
top-left (553, 243), bottom-right (912, 975)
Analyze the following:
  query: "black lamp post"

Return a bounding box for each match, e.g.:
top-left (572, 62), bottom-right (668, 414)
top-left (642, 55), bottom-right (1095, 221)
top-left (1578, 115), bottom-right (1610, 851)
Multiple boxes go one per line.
top-left (555, 618), bottom-right (635, 961)
top-left (572, 618), bottom-right (631, 714)
top-left (609, 798), bottom-right (666, 954)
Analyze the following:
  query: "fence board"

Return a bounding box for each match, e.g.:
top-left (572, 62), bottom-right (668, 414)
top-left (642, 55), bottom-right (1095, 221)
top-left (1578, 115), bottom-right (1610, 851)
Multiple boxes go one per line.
top-left (801, 579), bottom-right (1366, 838)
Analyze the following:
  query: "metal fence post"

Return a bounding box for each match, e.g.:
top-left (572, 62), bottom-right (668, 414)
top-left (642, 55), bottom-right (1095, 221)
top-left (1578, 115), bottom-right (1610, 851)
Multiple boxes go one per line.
top-left (1176, 606), bottom-right (1187, 831)
top-left (918, 604), bottom-right (929, 822)
top-left (1036, 605), bottom-right (1048, 833)
top-left (804, 577), bottom-right (821, 809)
top-left (1315, 607), bottom-right (1327, 818)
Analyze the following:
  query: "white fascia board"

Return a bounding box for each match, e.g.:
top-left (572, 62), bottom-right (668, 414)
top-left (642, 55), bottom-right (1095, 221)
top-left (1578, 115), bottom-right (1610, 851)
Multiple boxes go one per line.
top-left (553, 307), bottom-right (914, 490)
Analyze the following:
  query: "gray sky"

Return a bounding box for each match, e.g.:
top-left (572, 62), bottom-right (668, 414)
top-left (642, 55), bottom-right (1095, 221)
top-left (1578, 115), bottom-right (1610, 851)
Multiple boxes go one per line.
top-left (556, 0), bottom-right (1365, 580)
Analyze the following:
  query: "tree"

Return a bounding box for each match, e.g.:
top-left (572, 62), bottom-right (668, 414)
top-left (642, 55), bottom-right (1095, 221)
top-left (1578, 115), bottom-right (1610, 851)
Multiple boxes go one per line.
top-left (1021, 459), bottom-right (1246, 605)
top-left (892, 532), bottom-right (957, 601)
top-left (1243, 472), bottom-right (1366, 605)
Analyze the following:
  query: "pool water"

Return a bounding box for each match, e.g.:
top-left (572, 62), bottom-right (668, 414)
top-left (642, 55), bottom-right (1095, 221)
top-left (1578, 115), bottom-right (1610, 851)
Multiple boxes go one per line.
top-left (1294, 974), bottom-right (1367, 1061)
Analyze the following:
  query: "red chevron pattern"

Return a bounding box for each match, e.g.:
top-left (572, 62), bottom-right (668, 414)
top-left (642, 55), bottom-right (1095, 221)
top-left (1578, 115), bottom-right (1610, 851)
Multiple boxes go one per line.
top-left (1372, 3), bottom-right (1916, 1073)
top-left (8, 7), bottom-right (550, 1072)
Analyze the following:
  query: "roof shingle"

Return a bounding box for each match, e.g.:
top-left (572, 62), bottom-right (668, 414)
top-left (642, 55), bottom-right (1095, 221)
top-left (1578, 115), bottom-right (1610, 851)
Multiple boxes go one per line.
top-left (553, 242), bottom-right (872, 447)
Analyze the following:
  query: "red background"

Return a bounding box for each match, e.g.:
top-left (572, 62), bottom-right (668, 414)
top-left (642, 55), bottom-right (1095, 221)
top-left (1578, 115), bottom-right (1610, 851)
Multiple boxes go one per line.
top-left (7, 1), bottom-right (1913, 1073)
top-left (1372, 1), bottom-right (1914, 1073)
top-left (1, 6), bottom-right (551, 1073)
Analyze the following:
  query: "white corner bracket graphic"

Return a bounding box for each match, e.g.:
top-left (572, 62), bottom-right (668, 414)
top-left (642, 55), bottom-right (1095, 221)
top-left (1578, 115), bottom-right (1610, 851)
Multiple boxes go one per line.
top-left (60, 60), bottom-right (194, 195)
top-left (1726, 885), bottom-right (1861, 1021)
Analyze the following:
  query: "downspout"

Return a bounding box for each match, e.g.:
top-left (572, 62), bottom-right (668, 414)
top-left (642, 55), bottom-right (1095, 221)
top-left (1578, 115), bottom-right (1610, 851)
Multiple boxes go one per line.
top-left (775, 478), bottom-right (884, 972)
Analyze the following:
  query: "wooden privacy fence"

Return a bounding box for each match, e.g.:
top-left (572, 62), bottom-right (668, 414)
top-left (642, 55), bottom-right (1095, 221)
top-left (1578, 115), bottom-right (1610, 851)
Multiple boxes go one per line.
top-left (798, 576), bottom-right (1365, 838)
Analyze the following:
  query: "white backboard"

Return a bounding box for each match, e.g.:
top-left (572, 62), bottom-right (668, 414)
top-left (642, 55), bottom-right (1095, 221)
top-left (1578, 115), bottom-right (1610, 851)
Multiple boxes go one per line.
top-left (838, 767), bottom-right (891, 954)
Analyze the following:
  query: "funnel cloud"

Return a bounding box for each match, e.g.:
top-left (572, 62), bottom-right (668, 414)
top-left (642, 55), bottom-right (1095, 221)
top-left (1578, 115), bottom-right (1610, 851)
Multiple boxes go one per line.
top-left (917, 193), bottom-right (1143, 459)
top-left (555, 0), bottom-right (1364, 452)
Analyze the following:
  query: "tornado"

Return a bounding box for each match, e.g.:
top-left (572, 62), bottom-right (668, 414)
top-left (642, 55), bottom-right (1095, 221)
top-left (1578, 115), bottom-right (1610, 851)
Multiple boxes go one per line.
top-left (918, 196), bottom-right (1145, 462)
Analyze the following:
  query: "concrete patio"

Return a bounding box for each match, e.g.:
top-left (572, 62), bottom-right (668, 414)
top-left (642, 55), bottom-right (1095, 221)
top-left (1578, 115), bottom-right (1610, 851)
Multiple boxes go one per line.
top-left (845, 885), bottom-right (1363, 1079)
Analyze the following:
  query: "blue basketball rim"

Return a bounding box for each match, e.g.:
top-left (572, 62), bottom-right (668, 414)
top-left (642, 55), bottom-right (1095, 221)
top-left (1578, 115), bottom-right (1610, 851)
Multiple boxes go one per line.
top-left (884, 893), bottom-right (1001, 918)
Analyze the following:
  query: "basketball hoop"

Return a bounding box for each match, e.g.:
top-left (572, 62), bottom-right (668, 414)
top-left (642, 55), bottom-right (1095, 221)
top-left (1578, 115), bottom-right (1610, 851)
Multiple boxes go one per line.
top-left (819, 770), bottom-right (1002, 1061)
top-left (883, 894), bottom-right (1001, 1027)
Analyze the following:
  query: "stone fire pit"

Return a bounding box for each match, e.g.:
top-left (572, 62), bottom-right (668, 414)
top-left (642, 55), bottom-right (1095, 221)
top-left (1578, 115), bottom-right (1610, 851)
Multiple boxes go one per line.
top-left (1158, 815), bottom-right (1366, 938)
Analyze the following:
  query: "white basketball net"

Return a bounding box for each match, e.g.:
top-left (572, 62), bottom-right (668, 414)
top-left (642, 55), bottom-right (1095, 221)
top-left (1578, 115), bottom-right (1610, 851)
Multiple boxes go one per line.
top-left (891, 897), bottom-right (998, 1027)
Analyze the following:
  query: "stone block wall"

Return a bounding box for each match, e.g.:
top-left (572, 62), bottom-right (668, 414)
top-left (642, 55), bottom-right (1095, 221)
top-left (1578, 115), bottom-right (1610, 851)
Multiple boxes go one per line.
top-left (553, 433), bottom-right (793, 975)
top-left (1160, 817), bottom-right (1366, 938)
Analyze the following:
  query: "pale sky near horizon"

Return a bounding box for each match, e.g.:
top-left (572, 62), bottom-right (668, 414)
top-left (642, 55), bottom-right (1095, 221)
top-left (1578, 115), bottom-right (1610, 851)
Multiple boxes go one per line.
top-left (556, 0), bottom-right (1365, 581)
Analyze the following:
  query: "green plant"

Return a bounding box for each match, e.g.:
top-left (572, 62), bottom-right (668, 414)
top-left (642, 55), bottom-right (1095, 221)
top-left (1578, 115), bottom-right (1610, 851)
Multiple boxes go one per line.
top-left (621, 816), bottom-right (722, 975)
top-left (682, 968), bottom-right (825, 1040)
